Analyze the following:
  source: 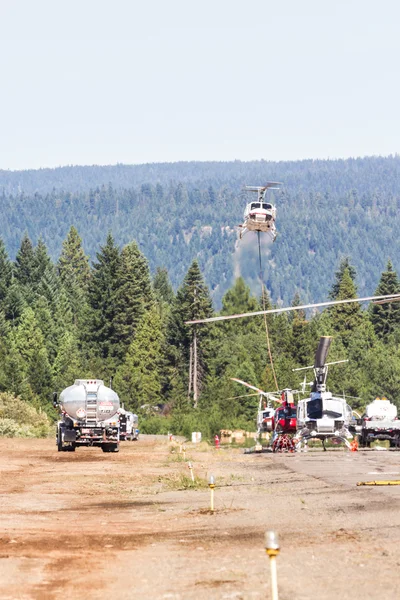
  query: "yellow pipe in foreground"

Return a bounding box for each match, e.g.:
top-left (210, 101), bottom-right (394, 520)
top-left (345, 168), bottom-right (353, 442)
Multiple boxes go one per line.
top-left (357, 480), bottom-right (400, 486)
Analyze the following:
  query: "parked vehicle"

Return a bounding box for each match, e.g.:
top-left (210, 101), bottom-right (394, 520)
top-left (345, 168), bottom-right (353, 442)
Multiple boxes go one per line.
top-left (360, 397), bottom-right (400, 447)
top-left (119, 410), bottom-right (139, 441)
top-left (54, 379), bottom-right (120, 453)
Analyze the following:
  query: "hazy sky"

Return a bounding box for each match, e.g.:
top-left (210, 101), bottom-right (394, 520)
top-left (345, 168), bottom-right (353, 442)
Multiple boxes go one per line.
top-left (0, 0), bottom-right (399, 170)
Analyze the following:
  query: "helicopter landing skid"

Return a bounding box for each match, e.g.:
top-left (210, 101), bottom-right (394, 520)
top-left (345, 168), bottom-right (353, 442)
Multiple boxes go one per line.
top-left (296, 435), bottom-right (352, 451)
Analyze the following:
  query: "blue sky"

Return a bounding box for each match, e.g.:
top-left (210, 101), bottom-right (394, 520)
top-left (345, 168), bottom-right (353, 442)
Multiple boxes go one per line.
top-left (0, 0), bottom-right (399, 169)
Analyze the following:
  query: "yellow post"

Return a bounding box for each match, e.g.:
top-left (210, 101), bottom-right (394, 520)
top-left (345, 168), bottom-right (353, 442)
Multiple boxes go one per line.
top-left (265, 531), bottom-right (280, 600)
top-left (209, 475), bottom-right (215, 512)
top-left (183, 445), bottom-right (186, 460)
top-left (188, 462), bottom-right (195, 482)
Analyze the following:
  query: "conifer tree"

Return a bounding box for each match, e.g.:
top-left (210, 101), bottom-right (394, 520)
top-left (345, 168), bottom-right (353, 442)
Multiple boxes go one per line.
top-left (0, 239), bottom-right (12, 311)
top-left (329, 257), bottom-right (357, 299)
top-left (114, 306), bottom-right (164, 410)
top-left (58, 226), bottom-right (91, 290)
top-left (14, 307), bottom-right (53, 399)
top-left (167, 260), bottom-right (213, 405)
top-left (220, 277), bottom-right (260, 334)
top-left (153, 267), bottom-right (175, 304)
top-left (86, 233), bottom-right (121, 363)
top-left (0, 312), bottom-right (10, 391)
top-left (33, 237), bottom-right (53, 285)
top-left (370, 260), bottom-right (400, 338)
top-left (3, 338), bottom-right (32, 399)
top-left (29, 346), bottom-right (53, 399)
top-left (53, 331), bottom-right (83, 391)
top-left (113, 241), bottom-right (154, 360)
top-left (33, 296), bottom-right (58, 363)
top-left (58, 227), bottom-right (91, 326)
top-left (14, 234), bottom-right (36, 289)
top-left (330, 267), bottom-right (364, 345)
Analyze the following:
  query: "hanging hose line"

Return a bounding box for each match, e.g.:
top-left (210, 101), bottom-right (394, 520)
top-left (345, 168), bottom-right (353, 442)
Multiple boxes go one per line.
top-left (257, 232), bottom-right (279, 391)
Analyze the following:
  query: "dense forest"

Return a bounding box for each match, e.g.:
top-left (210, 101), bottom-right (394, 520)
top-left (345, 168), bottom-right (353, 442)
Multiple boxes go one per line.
top-left (1, 155), bottom-right (400, 307)
top-left (0, 229), bottom-right (400, 439)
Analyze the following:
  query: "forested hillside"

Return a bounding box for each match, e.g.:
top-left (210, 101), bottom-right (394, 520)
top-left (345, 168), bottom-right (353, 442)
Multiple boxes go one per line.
top-left (0, 229), bottom-right (400, 438)
top-left (1, 155), bottom-right (400, 307)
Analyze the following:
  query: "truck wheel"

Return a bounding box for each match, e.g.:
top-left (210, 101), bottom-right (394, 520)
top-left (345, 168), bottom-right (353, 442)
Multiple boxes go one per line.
top-left (57, 428), bottom-right (64, 452)
top-left (101, 444), bottom-right (109, 453)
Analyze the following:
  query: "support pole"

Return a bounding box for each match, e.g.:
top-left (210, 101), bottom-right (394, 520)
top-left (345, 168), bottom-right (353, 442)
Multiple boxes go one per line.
top-left (269, 555), bottom-right (278, 600)
top-left (188, 343), bottom-right (193, 398)
top-left (193, 329), bottom-right (198, 407)
top-left (265, 531), bottom-right (280, 600)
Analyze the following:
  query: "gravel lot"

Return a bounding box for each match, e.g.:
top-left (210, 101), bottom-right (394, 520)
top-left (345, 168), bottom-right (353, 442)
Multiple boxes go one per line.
top-left (0, 436), bottom-right (400, 599)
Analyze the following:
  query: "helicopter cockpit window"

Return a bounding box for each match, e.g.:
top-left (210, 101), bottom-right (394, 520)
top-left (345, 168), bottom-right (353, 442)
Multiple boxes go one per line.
top-left (262, 203), bottom-right (272, 210)
top-left (307, 398), bottom-right (323, 419)
top-left (322, 399), bottom-right (343, 419)
top-left (250, 203), bottom-right (261, 210)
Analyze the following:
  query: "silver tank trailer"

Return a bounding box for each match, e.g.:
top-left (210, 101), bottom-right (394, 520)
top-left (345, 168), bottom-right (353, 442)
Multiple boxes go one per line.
top-left (59, 379), bottom-right (120, 422)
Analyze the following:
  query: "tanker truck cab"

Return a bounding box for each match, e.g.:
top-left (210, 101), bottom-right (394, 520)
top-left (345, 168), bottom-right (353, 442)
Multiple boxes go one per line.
top-left (56, 379), bottom-right (120, 453)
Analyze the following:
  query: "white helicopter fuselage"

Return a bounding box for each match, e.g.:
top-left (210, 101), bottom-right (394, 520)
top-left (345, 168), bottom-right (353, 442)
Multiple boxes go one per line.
top-left (241, 201), bottom-right (277, 240)
top-left (297, 391), bottom-right (353, 446)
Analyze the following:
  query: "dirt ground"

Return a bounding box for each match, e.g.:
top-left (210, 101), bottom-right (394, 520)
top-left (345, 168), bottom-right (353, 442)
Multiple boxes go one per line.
top-left (1, 437), bottom-right (400, 600)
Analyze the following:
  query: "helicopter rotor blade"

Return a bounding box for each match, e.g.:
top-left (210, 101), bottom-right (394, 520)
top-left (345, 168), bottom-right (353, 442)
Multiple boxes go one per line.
top-left (226, 392), bottom-right (261, 400)
top-left (372, 297), bottom-right (400, 305)
top-left (185, 293), bottom-right (400, 325)
top-left (230, 378), bottom-right (283, 403)
top-left (230, 378), bottom-right (269, 396)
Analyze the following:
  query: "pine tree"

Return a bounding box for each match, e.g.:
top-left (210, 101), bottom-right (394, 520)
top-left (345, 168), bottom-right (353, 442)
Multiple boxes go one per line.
top-left (33, 237), bottom-right (53, 285)
top-left (3, 338), bottom-right (32, 399)
top-left (14, 234), bottom-right (36, 289)
top-left (86, 233), bottom-right (121, 363)
top-left (329, 257), bottom-right (357, 299)
top-left (330, 267), bottom-right (364, 345)
top-left (153, 267), bottom-right (175, 304)
top-left (0, 312), bottom-right (10, 391)
top-left (58, 226), bottom-right (91, 290)
top-left (36, 264), bottom-right (60, 312)
top-left (14, 307), bottom-right (53, 400)
top-left (29, 346), bottom-right (53, 399)
top-left (113, 241), bottom-right (154, 360)
top-left (0, 239), bottom-right (12, 311)
top-left (220, 277), bottom-right (260, 333)
top-left (4, 281), bottom-right (26, 323)
top-left (167, 260), bottom-right (213, 406)
top-left (53, 331), bottom-right (83, 391)
top-left (114, 306), bottom-right (164, 411)
top-left (33, 296), bottom-right (58, 363)
top-left (58, 227), bottom-right (91, 326)
top-left (370, 260), bottom-right (400, 338)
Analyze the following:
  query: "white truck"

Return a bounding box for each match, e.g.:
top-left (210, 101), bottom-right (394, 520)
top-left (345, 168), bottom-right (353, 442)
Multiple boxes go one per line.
top-left (54, 379), bottom-right (120, 453)
top-left (360, 397), bottom-right (400, 447)
top-left (119, 410), bottom-right (139, 441)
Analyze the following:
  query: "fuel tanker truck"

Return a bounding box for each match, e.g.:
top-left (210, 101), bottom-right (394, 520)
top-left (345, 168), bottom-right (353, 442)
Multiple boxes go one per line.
top-left (359, 397), bottom-right (400, 448)
top-left (54, 379), bottom-right (120, 453)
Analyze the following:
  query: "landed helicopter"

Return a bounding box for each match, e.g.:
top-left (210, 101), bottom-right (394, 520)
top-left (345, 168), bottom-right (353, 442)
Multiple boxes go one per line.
top-left (230, 379), bottom-right (298, 452)
top-left (294, 336), bottom-right (354, 450)
top-left (239, 182), bottom-right (282, 241)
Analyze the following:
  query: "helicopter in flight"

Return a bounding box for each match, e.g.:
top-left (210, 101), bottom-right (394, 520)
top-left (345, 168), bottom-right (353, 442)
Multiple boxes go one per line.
top-left (239, 182), bottom-right (282, 242)
top-left (230, 378), bottom-right (298, 452)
